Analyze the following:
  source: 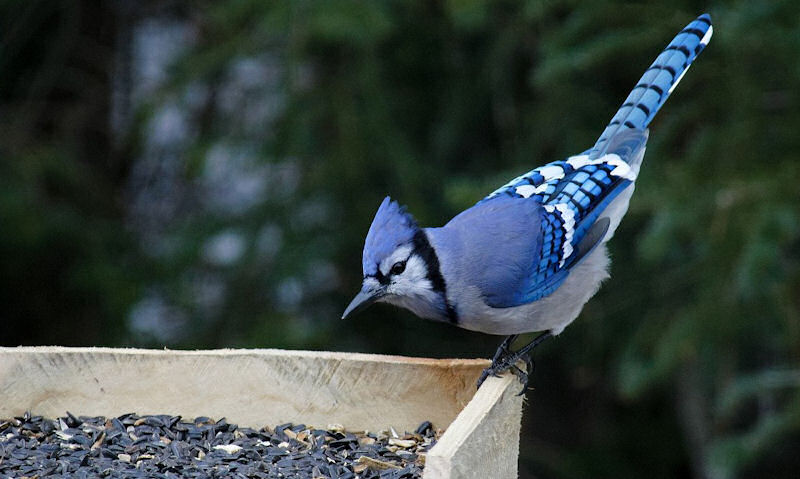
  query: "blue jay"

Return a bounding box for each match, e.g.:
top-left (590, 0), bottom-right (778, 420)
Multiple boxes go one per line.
top-left (343, 14), bottom-right (713, 391)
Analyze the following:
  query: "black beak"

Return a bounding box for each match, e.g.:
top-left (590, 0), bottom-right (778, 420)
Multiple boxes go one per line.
top-left (342, 286), bottom-right (383, 319)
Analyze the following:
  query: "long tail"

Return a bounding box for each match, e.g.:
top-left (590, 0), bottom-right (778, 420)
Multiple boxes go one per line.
top-left (478, 14), bottom-right (713, 295)
top-left (591, 13), bottom-right (713, 157)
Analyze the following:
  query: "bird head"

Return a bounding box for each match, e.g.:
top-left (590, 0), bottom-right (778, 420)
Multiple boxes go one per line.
top-left (342, 196), bottom-right (448, 321)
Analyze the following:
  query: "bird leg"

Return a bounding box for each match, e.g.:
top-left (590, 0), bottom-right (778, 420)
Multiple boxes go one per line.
top-left (476, 335), bottom-right (517, 388)
top-left (477, 331), bottom-right (552, 395)
top-left (491, 334), bottom-right (518, 364)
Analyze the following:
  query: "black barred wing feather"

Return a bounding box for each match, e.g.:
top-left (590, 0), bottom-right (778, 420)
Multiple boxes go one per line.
top-left (479, 146), bottom-right (639, 306)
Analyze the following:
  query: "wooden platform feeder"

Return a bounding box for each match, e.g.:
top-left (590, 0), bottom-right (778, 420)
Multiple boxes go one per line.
top-left (0, 347), bottom-right (524, 478)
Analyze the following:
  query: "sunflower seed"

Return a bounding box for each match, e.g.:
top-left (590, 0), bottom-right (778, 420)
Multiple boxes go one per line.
top-left (0, 412), bottom-right (439, 478)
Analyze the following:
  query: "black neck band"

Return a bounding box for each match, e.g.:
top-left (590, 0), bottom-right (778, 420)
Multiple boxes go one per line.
top-left (412, 230), bottom-right (458, 324)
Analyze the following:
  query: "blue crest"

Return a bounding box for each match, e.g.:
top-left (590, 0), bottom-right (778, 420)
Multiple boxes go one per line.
top-left (362, 196), bottom-right (419, 275)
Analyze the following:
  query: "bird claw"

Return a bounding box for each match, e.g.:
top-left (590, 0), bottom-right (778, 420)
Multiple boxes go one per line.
top-left (476, 363), bottom-right (506, 389)
top-left (477, 350), bottom-right (524, 389)
top-left (510, 357), bottom-right (536, 395)
top-left (510, 365), bottom-right (527, 391)
top-left (477, 332), bottom-right (549, 393)
top-left (476, 368), bottom-right (501, 389)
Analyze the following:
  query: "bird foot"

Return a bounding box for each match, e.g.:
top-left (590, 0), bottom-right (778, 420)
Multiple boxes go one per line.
top-left (476, 332), bottom-right (550, 395)
top-left (476, 334), bottom-right (517, 389)
top-left (510, 357), bottom-right (535, 395)
top-left (476, 365), bottom-right (502, 390)
top-left (477, 351), bottom-right (533, 395)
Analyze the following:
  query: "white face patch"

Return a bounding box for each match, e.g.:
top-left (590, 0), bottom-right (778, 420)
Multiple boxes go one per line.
top-left (376, 246), bottom-right (435, 303)
top-left (379, 245), bottom-right (413, 277)
top-left (366, 246), bottom-right (444, 321)
top-left (385, 254), bottom-right (431, 297)
top-left (362, 276), bottom-right (381, 291)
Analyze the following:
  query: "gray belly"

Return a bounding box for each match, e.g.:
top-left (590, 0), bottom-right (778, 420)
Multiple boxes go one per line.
top-left (454, 244), bottom-right (611, 335)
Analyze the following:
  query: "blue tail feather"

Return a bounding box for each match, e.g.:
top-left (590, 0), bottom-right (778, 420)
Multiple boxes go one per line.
top-left (591, 13), bottom-right (712, 157)
top-left (477, 14), bottom-right (712, 305)
top-left (483, 14), bottom-right (712, 207)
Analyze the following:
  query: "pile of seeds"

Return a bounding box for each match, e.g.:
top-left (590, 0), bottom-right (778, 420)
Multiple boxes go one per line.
top-left (0, 412), bottom-right (441, 478)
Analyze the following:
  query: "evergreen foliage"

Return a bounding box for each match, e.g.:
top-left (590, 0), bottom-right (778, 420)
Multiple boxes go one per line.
top-left (1, 1), bottom-right (799, 477)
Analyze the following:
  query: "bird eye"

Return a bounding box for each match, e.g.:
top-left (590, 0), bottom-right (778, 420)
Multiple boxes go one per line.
top-left (390, 261), bottom-right (406, 276)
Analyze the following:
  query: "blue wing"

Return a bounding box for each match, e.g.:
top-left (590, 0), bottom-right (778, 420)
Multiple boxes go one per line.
top-left (446, 193), bottom-right (611, 308)
top-left (470, 14), bottom-right (712, 307)
top-left (473, 129), bottom-right (645, 307)
top-left (444, 196), bottom-right (545, 308)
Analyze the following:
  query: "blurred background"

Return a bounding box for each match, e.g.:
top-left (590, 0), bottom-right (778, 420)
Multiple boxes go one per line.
top-left (1, 1), bottom-right (799, 478)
